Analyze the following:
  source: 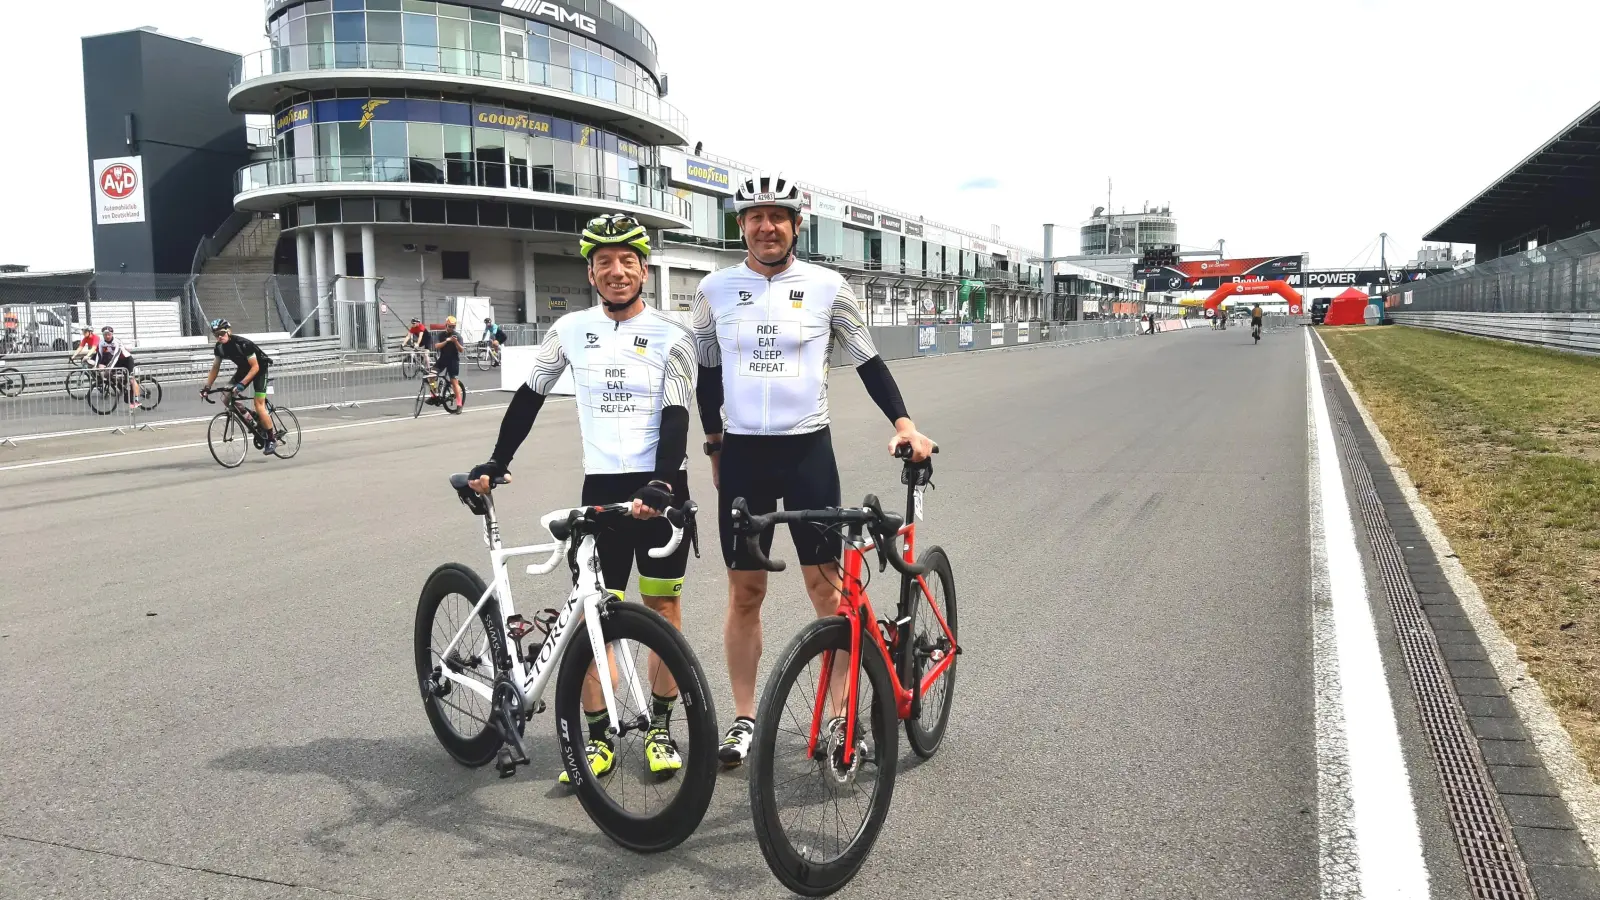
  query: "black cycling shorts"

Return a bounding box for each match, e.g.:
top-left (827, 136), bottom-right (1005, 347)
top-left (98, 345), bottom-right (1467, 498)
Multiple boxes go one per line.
top-left (582, 471), bottom-right (691, 597)
top-left (717, 427), bottom-right (843, 570)
top-left (434, 357), bottom-right (460, 378)
top-left (235, 363), bottom-right (269, 396)
top-left (113, 356), bottom-right (135, 372)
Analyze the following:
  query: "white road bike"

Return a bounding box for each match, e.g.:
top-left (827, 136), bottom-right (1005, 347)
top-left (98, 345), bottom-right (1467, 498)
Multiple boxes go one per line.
top-left (414, 474), bottom-right (717, 852)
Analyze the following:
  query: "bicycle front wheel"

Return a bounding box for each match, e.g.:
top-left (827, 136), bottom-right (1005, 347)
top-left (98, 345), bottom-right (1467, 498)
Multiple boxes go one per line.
top-left (905, 546), bottom-right (957, 758)
top-left (750, 616), bottom-right (899, 896)
top-left (86, 379), bottom-right (120, 415)
top-left (207, 411), bottom-right (247, 468)
top-left (269, 406), bottom-right (301, 459)
top-left (415, 563), bottom-right (507, 767)
top-left (554, 601), bottom-right (719, 853)
top-left (135, 375), bottom-right (161, 411)
top-left (65, 369), bottom-right (89, 399)
top-left (474, 348), bottom-right (491, 371)
top-left (413, 381), bottom-right (427, 419)
top-left (401, 354), bottom-right (419, 379)
top-left (0, 367), bottom-right (23, 398)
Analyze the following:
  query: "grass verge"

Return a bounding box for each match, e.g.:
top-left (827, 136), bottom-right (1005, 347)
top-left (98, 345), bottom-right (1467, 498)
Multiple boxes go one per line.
top-left (1320, 326), bottom-right (1599, 777)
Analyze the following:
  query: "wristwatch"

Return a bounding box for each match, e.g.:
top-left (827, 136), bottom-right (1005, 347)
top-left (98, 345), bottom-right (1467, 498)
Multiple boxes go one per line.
top-left (703, 441), bottom-right (722, 456)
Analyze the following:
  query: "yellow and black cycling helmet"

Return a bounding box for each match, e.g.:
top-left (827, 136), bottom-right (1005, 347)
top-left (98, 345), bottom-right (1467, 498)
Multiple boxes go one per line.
top-left (579, 214), bottom-right (650, 262)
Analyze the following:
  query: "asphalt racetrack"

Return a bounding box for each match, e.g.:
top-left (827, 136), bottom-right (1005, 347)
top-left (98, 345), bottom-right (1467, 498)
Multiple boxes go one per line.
top-left (1, 325), bottom-right (1482, 898)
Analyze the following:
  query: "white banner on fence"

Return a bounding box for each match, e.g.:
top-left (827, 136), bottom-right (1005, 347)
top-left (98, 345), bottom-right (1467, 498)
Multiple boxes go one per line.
top-left (917, 325), bottom-right (937, 353)
top-left (1017, 323), bottom-right (1030, 343)
top-left (959, 324), bottom-right (973, 348)
top-left (93, 156), bottom-right (146, 225)
top-left (990, 323), bottom-right (1005, 345)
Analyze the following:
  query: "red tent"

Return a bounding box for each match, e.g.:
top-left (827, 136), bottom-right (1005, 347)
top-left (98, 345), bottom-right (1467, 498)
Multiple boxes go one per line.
top-left (1323, 287), bottom-right (1370, 326)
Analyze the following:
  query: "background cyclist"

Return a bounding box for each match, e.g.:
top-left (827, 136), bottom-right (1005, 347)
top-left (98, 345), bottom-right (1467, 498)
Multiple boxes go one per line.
top-left (691, 172), bottom-right (935, 767)
top-left (483, 317), bottom-right (506, 354)
top-left (68, 327), bottom-right (98, 364)
top-left (201, 318), bottom-right (276, 455)
top-left (94, 327), bottom-right (142, 409)
top-left (403, 316), bottom-right (435, 365)
top-left (467, 213), bottom-right (698, 783)
top-left (432, 316), bottom-right (465, 411)
top-left (1251, 303), bottom-right (1264, 339)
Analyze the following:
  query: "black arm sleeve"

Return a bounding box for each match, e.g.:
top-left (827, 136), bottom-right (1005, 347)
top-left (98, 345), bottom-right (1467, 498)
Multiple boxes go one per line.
top-left (856, 355), bottom-right (909, 424)
top-left (653, 405), bottom-right (690, 482)
top-left (696, 364), bottom-right (724, 435)
top-left (490, 383), bottom-right (546, 467)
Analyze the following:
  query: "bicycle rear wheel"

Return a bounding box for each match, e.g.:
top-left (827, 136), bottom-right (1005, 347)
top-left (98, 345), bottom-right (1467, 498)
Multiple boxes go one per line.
top-left (207, 411), bottom-right (247, 468)
top-left (135, 375), bottom-right (161, 411)
top-left (0, 367), bottom-right (23, 398)
top-left (904, 546), bottom-right (957, 758)
top-left (553, 601), bottom-right (718, 853)
top-left (415, 563), bottom-right (506, 767)
top-left (750, 616), bottom-right (898, 896)
top-left (269, 406), bottom-right (301, 459)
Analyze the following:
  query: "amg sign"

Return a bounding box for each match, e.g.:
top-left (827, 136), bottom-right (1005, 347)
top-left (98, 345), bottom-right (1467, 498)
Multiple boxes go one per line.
top-left (501, 0), bottom-right (597, 33)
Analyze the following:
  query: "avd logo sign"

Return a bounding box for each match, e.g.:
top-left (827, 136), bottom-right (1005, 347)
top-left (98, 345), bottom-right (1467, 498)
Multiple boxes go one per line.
top-left (93, 156), bottom-right (146, 225)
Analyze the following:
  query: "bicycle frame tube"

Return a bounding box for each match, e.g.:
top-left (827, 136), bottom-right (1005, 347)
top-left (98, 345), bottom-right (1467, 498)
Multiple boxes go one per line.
top-left (431, 506), bottom-right (645, 735)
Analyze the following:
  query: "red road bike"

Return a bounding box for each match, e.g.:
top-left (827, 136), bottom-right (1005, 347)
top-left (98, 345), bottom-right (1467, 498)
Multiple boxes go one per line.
top-left (733, 446), bottom-right (959, 896)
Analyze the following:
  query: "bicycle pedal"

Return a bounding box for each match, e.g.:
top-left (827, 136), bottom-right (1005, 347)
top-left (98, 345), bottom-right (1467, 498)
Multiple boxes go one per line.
top-left (494, 745), bottom-right (522, 778)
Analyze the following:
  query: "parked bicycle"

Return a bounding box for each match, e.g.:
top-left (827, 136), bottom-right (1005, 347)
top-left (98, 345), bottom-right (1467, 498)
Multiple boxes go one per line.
top-left (737, 445), bottom-right (958, 896)
top-left (0, 360), bottom-right (23, 398)
top-left (86, 367), bottom-right (162, 415)
top-left (414, 367), bottom-right (460, 418)
top-left (200, 386), bottom-right (301, 468)
top-left (474, 339), bottom-right (502, 371)
top-left (415, 476), bottom-right (718, 851)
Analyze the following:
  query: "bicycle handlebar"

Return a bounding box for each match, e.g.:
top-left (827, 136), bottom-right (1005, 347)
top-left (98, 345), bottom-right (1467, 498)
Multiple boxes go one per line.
top-left (729, 495), bottom-right (928, 577)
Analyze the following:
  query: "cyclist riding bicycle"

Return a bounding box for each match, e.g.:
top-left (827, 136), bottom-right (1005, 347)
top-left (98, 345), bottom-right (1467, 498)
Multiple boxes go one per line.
top-left (483, 318), bottom-right (506, 349)
top-left (691, 172), bottom-right (936, 766)
top-left (1251, 303), bottom-right (1264, 336)
top-left (201, 318), bottom-right (276, 455)
top-left (92, 326), bottom-right (142, 409)
top-left (430, 317), bottom-right (465, 412)
top-left (68, 327), bottom-right (99, 363)
top-left (467, 213), bottom-right (698, 783)
top-left (402, 317), bottom-right (435, 366)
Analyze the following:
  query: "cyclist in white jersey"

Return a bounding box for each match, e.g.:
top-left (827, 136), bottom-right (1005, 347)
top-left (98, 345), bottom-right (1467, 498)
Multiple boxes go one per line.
top-left (467, 214), bottom-right (697, 783)
top-left (691, 173), bottom-right (935, 766)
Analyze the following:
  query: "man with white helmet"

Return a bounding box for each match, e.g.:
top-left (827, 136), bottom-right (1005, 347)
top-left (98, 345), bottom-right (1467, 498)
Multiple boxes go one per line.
top-left (691, 173), bottom-right (936, 766)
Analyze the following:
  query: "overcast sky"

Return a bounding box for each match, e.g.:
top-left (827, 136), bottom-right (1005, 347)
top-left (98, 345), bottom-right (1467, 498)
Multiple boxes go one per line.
top-left (6, 0), bottom-right (1598, 271)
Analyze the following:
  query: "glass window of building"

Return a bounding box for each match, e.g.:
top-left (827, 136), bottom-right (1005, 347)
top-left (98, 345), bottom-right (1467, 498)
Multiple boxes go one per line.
top-left (844, 228), bottom-right (865, 263)
top-left (437, 15), bottom-right (469, 74)
top-left (506, 132), bottom-right (529, 188)
top-left (369, 121), bottom-right (407, 180)
top-left (338, 121), bottom-right (371, 183)
top-left (368, 12), bottom-right (403, 68)
top-left (403, 0), bottom-right (436, 11)
top-left (306, 13), bottom-right (334, 68)
top-left (475, 126), bottom-right (506, 188)
top-left (443, 124), bottom-right (472, 185)
top-left (407, 121), bottom-right (443, 182)
top-left (441, 250), bottom-right (471, 280)
top-left (470, 22), bottom-right (500, 78)
top-left (503, 30), bottom-right (525, 82)
top-left (881, 234), bottom-right (900, 270)
top-left (333, 12), bottom-right (365, 67)
top-left (402, 13), bottom-right (437, 70)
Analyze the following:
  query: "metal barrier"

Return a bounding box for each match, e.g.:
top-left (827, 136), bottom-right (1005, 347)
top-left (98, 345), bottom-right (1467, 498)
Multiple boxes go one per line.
top-left (1389, 311), bottom-right (1600, 354)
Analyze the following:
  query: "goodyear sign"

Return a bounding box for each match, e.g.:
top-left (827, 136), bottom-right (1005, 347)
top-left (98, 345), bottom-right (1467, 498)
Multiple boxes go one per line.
top-left (274, 103), bottom-right (311, 135)
top-left (475, 107), bottom-right (553, 136)
top-left (685, 158), bottom-right (730, 191)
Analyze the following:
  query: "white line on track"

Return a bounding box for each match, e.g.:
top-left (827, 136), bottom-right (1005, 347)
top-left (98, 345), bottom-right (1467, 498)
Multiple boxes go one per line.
top-left (0, 396), bottom-right (567, 473)
top-left (1305, 327), bottom-right (1430, 898)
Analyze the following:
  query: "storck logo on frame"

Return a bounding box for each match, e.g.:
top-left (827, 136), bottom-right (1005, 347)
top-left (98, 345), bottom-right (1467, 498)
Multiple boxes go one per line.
top-left (501, 0), bottom-right (598, 34)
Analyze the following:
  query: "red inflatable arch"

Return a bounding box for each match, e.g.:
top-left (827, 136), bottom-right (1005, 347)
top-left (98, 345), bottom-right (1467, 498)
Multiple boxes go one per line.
top-left (1204, 280), bottom-right (1304, 316)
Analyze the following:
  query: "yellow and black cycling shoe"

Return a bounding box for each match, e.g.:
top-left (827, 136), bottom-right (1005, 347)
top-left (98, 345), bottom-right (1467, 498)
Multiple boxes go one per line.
top-left (557, 738), bottom-right (615, 784)
top-left (644, 728), bottom-right (683, 776)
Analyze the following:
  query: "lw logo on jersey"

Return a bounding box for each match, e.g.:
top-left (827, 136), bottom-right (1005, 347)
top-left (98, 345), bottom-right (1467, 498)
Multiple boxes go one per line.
top-left (736, 291), bottom-right (754, 306)
top-left (632, 335), bottom-right (649, 355)
top-left (788, 289), bottom-right (804, 308)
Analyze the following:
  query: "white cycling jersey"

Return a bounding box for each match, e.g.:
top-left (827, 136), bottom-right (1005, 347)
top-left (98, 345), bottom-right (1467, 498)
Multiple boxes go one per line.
top-left (691, 258), bottom-right (878, 436)
top-left (525, 305), bottom-right (696, 475)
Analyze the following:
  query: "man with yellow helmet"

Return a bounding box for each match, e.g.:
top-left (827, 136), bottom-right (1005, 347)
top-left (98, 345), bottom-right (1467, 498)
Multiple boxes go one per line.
top-left (467, 213), bottom-right (698, 783)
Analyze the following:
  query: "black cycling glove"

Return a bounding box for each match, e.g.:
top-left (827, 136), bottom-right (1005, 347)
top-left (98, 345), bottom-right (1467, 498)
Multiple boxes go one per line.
top-left (469, 459), bottom-right (509, 487)
top-left (632, 480), bottom-right (674, 512)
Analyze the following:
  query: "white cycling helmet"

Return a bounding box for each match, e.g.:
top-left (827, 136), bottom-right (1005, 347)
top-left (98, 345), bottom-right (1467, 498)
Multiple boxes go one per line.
top-left (734, 172), bottom-right (803, 214)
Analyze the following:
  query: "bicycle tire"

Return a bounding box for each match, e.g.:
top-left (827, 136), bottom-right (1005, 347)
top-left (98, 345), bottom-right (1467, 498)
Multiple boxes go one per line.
top-left (415, 563), bottom-right (507, 767)
top-left (413, 381), bottom-right (427, 419)
top-left (904, 546), bottom-right (957, 759)
top-left (750, 616), bottom-right (899, 897)
top-left (401, 354), bottom-right (419, 380)
top-left (553, 601), bottom-right (719, 853)
top-left (135, 375), bottom-right (161, 411)
top-left (474, 348), bottom-right (491, 371)
top-left (269, 406), bottom-right (301, 459)
top-left (207, 411), bottom-right (247, 468)
top-left (65, 368), bottom-right (89, 399)
top-left (86, 378), bottom-right (120, 415)
top-left (0, 367), bottom-right (23, 398)
top-left (444, 381), bottom-right (461, 414)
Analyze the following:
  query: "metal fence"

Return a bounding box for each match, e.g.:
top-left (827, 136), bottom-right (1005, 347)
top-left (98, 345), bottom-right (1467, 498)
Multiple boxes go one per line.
top-left (1386, 230), bottom-right (1600, 314)
top-left (0, 273), bottom-right (206, 350)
